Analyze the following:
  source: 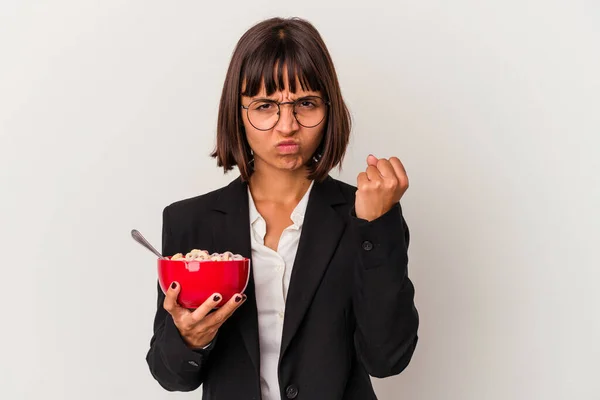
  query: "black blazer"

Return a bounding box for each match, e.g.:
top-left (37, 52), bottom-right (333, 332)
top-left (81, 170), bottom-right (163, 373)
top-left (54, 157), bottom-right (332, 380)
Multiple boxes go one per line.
top-left (146, 175), bottom-right (419, 400)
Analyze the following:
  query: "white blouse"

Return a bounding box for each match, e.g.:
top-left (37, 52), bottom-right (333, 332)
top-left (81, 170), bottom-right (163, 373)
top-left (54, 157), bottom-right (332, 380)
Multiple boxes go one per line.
top-left (247, 181), bottom-right (314, 400)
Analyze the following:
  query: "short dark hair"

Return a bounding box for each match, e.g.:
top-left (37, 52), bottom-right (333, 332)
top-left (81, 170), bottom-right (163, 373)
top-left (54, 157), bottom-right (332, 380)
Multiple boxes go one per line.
top-left (210, 17), bottom-right (352, 182)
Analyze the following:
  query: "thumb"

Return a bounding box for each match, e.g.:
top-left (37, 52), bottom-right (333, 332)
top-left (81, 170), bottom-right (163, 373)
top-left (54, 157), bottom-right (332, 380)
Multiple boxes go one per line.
top-left (169, 281), bottom-right (181, 296)
top-left (164, 281), bottom-right (186, 318)
top-left (367, 154), bottom-right (378, 166)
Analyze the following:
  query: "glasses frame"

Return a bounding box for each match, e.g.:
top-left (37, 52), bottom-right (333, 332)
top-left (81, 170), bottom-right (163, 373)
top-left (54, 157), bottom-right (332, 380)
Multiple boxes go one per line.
top-left (241, 95), bottom-right (330, 131)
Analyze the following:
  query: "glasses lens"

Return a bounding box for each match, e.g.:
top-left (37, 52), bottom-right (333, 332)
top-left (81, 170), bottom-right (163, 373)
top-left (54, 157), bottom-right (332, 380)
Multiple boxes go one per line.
top-left (247, 100), bottom-right (279, 130)
top-left (294, 97), bottom-right (327, 128)
top-left (246, 97), bottom-right (328, 130)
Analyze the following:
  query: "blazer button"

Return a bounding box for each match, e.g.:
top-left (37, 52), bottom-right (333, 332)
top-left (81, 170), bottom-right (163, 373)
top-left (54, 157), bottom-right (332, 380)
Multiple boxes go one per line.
top-left (362, 240), bottom-right (373, 251)
top-left (285, 384), bottom-right (299, 399)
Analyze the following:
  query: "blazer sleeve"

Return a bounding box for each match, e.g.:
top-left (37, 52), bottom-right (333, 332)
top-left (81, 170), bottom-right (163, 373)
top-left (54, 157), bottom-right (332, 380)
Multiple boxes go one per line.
top-left (350, 202), bottom-right (419, 378)
top-left (145, 205), bottom-right (215, 391)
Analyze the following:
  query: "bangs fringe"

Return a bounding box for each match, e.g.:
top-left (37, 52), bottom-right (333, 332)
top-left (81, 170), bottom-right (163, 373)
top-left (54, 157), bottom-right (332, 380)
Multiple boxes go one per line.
top-left (241, 37), bottom-right (323, 97)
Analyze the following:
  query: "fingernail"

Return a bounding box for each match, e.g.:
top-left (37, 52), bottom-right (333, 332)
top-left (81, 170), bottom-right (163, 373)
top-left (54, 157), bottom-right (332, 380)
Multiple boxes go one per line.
top-left (213, 295), bottom-right (221, 302)
top-left (235, 295), bottom-right (242, 303)
top-left (171, 282), bottom-right (177, 289)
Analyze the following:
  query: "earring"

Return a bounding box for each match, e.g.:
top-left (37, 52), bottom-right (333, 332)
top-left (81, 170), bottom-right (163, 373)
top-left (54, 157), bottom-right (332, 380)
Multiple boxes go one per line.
top-left (248, 149), bottom-right (255, 166)
top-left (312, 152), bottom-right (323, 163)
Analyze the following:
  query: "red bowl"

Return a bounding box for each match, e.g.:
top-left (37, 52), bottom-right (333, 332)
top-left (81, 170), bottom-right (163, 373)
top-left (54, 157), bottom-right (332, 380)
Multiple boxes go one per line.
top-left (157, 257), bottom-right (251, 309)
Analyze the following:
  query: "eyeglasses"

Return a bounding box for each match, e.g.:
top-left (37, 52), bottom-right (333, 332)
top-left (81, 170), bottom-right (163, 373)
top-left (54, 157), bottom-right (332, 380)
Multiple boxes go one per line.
top-left (241, 96), bottom-right (330, 131)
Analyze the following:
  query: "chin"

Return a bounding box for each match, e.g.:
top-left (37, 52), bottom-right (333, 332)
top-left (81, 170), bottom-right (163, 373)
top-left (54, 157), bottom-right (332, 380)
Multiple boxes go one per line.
top-left (277, 156), bottom-right (306, 171)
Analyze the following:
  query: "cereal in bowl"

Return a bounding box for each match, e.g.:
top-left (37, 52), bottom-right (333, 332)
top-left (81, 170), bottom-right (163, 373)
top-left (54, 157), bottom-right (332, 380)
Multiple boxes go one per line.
top-left (171, 249), bottom-right (245, 261)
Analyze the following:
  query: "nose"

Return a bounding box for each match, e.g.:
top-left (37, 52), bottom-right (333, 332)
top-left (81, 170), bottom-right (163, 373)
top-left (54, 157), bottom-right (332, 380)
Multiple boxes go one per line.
top-left (274, 103), bottom-right (299, 135)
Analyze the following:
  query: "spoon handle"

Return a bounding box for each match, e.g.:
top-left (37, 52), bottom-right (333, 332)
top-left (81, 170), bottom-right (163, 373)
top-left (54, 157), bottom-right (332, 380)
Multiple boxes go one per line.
top-left (131, 229), bottom-right (167, 259)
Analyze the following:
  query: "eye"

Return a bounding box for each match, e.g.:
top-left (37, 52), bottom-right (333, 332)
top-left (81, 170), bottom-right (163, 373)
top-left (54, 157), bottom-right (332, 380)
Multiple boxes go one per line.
top-left (252, 101), bottom-right (275, 111)
top-left (297, 99), bottom-right (317, 109)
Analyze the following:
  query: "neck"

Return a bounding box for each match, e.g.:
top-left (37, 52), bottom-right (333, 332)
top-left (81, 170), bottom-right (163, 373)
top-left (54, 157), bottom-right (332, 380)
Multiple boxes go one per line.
top-left (248, 165), bottom-right (312, 205)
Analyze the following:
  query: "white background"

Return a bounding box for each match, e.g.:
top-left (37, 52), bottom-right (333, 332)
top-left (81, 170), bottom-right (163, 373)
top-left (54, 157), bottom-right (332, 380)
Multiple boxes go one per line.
top-left (1, 1), bottom-right (599, 399)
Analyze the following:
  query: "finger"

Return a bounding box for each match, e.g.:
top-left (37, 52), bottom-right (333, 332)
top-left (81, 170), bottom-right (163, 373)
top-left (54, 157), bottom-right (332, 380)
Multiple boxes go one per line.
top-left (163, 281), bottom-right (188, 322)
top-left (357, 172), bottom-right (369, 188)
top-left (389, 157), bottom-right (408, 186)
top-left (205, 293), bottom-right (247, 328)
top-left (365, 165), bottom-right (382, 182)
top-left (367, 154), bottom-right (378, 166)
top-left (375, 158), bottom-right (396, 178)
top-left (189, 293), bottom-right (224, 324)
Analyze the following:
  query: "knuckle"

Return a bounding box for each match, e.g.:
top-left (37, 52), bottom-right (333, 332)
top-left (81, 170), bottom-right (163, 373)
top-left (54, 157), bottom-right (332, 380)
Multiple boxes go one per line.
top-left (386, 178), bottom-right (398, 189)
top-left (172, 314), bottom-right (183, 325)
top-left (188, 314), bottom-right (202, 326)
top-left (203, 326), bottom-right (218, 337)
top-left (182, 320), bottom-right (194, 332)
top-left (197, 324), bottom-right (209, 335)
top-left (212, 313), bottom-right (226, 325)
top-left (194, 323), bottom-right (208, 334)
top-left (172, 317), bottom-right (184, 330)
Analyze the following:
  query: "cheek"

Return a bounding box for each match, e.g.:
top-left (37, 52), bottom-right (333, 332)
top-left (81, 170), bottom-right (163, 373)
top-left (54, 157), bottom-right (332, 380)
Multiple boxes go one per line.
top-left (308, 129), bottom-right (325, 150)
top-left (243, 125), bottom-right (265, 151)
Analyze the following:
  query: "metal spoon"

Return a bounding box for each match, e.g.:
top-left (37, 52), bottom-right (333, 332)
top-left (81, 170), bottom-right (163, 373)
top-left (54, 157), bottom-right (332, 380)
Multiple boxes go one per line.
top-left (131, 229), bottom-right (167, 259)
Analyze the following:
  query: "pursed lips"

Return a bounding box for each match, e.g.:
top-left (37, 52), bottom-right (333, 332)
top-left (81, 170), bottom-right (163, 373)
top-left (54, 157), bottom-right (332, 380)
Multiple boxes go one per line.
top-left (276, 141), bottom-right (300, 153)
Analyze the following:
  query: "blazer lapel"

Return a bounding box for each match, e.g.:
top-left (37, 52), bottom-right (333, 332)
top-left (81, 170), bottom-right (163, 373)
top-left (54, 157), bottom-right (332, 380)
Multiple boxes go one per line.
top-left (279, 176), bottom-right (347, 359)
top-left (211, 177), bottom-right (261, 377)
top-left (210, 176), bottom-right (348, 373)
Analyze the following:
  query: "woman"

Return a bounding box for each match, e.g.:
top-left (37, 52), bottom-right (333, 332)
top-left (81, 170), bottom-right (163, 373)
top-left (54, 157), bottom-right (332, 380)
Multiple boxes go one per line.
top-left (146, 17), bottom-right (419, 400)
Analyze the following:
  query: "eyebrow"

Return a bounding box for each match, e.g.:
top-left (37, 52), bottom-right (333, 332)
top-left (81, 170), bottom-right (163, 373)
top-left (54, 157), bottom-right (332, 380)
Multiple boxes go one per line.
top-left (248, 94), bottom-right (320, 101)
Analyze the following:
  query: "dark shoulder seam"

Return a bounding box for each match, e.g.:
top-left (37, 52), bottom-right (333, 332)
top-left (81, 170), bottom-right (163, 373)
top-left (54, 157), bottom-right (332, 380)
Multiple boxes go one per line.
top-left (165, 185), bottom-right (226, 213)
